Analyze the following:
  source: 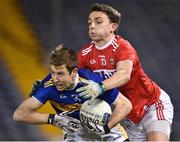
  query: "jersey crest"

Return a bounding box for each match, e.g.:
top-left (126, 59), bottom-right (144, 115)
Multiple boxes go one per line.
top-left (44, 78), bottom-right (54, 88)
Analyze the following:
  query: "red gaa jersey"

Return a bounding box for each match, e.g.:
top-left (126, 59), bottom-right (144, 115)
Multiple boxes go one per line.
top-left (78, 35), bottom-right (160, 123)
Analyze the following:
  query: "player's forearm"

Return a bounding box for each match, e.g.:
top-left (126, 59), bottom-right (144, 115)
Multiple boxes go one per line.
top-left (107, 95), bottom-right (132, 129)
top-left (102, 70), bottom-right (130, 91)
top-left (13, 108), bottom-right (49, 124)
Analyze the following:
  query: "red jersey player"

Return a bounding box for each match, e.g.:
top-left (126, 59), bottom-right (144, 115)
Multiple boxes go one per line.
top-left (76, 3), bottom-right (173, 141)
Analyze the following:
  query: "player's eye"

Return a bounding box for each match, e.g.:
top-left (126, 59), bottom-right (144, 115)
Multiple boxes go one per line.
top-left (51, 72), bottom-right (55, 76)
top-left (96, 21), bottom-right (102, 24)
top-left (57, 72), bottom-right (64, 77)
top-left (88, 21), bottom-right (92, 25)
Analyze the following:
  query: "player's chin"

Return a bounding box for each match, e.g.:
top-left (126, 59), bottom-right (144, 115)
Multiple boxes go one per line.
top-left (56, 85), bottom-right (65, 91)
top-left (90, 36), bottom-right (101, 41)
top-left (89, 33), bottom-right (98, 40)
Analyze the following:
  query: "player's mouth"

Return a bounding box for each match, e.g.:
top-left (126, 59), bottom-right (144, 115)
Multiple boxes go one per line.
top-left (55, 83), bottom-right (65, 91)
top-left (90, 32), bottom-right (97, 37)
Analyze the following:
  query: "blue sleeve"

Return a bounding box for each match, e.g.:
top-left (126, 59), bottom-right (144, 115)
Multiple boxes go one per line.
top-left (78, 68), bottom-right (103, 83)
top-left (98, 88), bottom-right (119, 104)
top-left (33, 74), bottom-right (51, 104)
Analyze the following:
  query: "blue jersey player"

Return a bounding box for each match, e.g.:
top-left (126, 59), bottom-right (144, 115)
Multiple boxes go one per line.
top-left (13, 44), bottom-right (132, 141)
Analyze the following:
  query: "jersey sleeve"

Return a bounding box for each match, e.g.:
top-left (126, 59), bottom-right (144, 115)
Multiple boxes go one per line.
top-left (78, 68), bottom-right (103, 83)
top-left (116, 39), bottom-right (136, 63)
top-left (33, 87), bottom-right (49, 104)
top-left (77, 46), bottom-right (86, 68)
top-left (33, 74), bottom-right (51, 104)
top-left (98, 88), bottom-right (120, 105)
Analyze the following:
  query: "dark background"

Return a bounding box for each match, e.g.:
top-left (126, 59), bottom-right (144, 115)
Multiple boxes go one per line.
top-left (0, 0), bottom-right (179, 140)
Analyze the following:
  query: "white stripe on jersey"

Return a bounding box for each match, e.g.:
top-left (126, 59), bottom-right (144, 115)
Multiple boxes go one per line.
top-left (82, 43), bottom-right (94, 56)
top-left (112, 39), bottom-right (118, 48)
top-left (93, 69), bottom-right (116, 79)
top-left (112, 38), bottom-right (119, 52)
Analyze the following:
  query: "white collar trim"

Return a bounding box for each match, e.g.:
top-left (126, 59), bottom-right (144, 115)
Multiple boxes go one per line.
top-left (95, 35), bottom-right (115, 50)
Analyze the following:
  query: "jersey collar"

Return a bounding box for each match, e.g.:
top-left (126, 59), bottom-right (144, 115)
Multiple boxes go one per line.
top-left (95, 35), bottom-right (115, 50)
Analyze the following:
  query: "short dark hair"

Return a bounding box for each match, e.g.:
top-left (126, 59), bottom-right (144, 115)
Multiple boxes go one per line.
top-left (49, 44), bottom-right (78, 73)
top-left (89, 3), bottom-right (121, 25)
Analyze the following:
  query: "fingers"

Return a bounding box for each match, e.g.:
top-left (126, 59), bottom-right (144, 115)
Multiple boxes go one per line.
top-left (76, 85), bottom-right (89, 93)
top-left (79, 78), bottom-right (90, 85)
top-left (35, 80), bottom-right (42, 84)
top-left (87, 97), bottom-right (95, 105)
top-left (33, 80), bottom-right (41, 87)
top-left (78, 91), bottom-right (92, 100)
top-left (78, 90), bottom-right (89, 97)
top-left (71, 119), bottom-right (81, 124)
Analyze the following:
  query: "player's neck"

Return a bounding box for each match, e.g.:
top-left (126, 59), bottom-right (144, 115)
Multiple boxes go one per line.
top-left (66, 73), bottom-right (79, 90)
top-left (95, 35), bottom-right (115, 49)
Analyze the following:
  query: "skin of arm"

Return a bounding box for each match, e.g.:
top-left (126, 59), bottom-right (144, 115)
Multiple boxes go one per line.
top-left (107, 93), bottom-right (132, 129)
top-left (102, 59), bottom-right (133, 90)
top-left (13, 97), bottom-right (49, 124)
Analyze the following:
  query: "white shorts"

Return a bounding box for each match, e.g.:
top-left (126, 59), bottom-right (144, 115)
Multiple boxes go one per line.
top-left (64, 126), bottom-right (127, 142)
top-left (122, 89), bottom-right (174, 141)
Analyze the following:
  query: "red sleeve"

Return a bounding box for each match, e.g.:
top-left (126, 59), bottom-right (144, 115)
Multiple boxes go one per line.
top-left (115, 39), bottom-right (136, 63)
top-left (77, 45), bottom-right (88, 68)
top-left (78, 48), bottom-right (85, 68)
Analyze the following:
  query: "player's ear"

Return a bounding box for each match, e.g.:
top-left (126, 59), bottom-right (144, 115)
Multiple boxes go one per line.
top-left (71, 68), bottom-right (78, 76)
top-left (110, 23), bottom-right (118, 33)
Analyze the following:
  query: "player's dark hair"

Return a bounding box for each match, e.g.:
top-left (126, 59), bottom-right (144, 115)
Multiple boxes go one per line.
top-left (89, 3), bottom-right (121, 33)
top-left (49, 44), bottom-right (78, 73)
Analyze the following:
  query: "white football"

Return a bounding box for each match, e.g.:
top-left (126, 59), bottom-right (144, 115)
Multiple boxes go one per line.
top-left (80, 98), bottom-right (112, 130)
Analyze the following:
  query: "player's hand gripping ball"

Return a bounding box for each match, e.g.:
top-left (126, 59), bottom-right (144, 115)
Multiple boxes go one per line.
top-left (80, 98), bottom-right (112, 134)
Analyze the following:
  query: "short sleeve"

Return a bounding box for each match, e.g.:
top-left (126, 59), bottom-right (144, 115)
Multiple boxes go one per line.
top-left (33, 74), bottom-right (52, 104)
top-left (33, 86), bottom-right (49, 104)
top-left (98, 88), bottom-right (120, 105)
top-left (116, 39), bottom-right (136, 63)
top-left (78, 47), bottom-right (86, 68)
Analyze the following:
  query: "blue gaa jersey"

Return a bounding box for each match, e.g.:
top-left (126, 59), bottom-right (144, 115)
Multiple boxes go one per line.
top-left (33, 68), bottom-right (120, 120)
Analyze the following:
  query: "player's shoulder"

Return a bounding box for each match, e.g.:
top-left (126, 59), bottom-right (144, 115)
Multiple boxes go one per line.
top-left (115, 35), bottom-right (129, 45)
top-left (42, 73), bottom-right (54, 88)
top-left (78, 68), bottom-right (93, 77)
top-left (78, 41), bottom-right (95, 56)
top-left (78, 68), bottom-right (103, 82)
top-left (116, 35), bottom-right (135, 50)
top-left (33, 73), bottom-right (54, 100)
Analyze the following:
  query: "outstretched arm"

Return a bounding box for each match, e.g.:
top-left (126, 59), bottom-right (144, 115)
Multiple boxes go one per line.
top-left (13, 97), bottom-right (82, 132)
top-left (13, 97), bottom-right (48, 124)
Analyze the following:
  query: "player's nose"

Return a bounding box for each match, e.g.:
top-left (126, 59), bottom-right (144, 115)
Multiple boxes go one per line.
top-left (89, 22), bottom-right (95, 29)
top-left (52, 74), bottom-right (60, 83)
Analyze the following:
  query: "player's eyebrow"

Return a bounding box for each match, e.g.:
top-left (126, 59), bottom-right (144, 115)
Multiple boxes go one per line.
top-left (88, 17), bottom-right (103, 21)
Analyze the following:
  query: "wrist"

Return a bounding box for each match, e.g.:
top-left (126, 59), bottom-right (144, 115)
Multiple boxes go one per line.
top-left (48, 114), bottom-right (55, 124)
top-left (103, 124), bottom-right (110, 134)
top-left (99, 82), bottom-right (106, 94)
